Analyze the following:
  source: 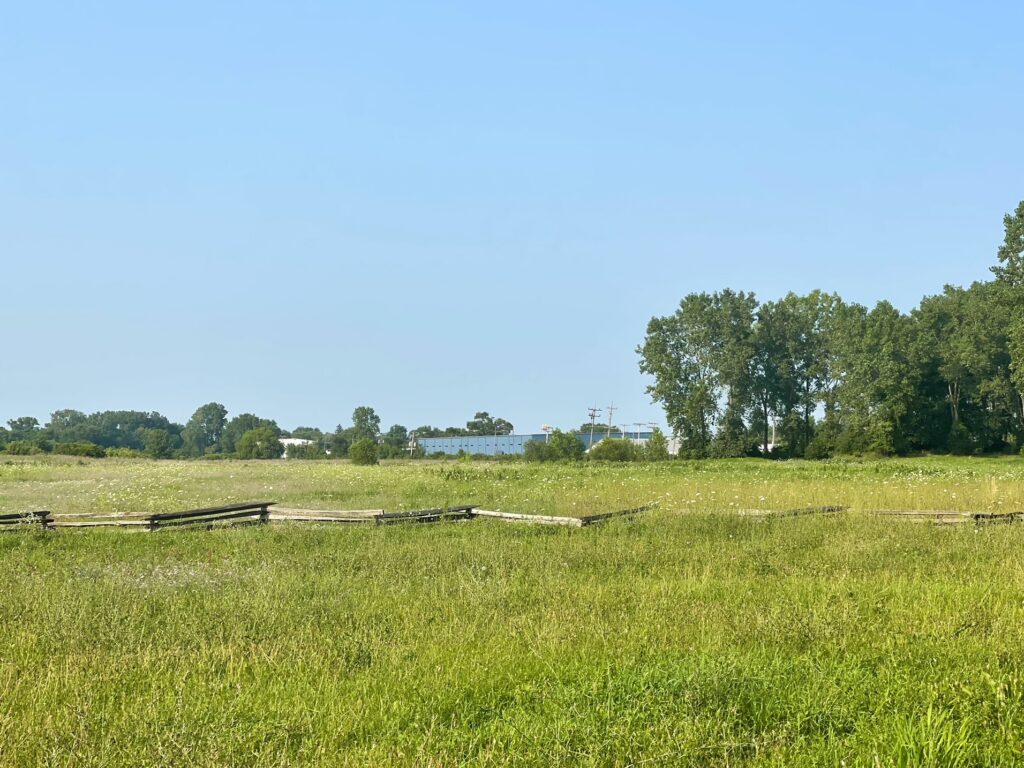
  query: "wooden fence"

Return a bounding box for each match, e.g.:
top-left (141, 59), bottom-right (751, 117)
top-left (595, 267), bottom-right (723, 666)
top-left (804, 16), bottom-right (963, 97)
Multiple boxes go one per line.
top-left (738, 505), bottom-right (848, 518)
top-left (0, 510), bottom-right (52, 530)
top-left (3, 502), bottom-right (656, 532)
top-left (9, 500), bottom-right (1020, 532)
top-left (474, 504), bottom-right (655, 528)
top-left (872, 509), bottom-right (1024, 526)
top-left (46, 502), bottom-right (274, 531)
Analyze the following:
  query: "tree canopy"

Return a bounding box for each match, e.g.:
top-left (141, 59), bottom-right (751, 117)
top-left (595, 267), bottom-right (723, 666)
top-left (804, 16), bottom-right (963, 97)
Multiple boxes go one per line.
top-left (236, 427), bottom-right (285, 459)
top-left (638, 202), bottom-right (1024, 457)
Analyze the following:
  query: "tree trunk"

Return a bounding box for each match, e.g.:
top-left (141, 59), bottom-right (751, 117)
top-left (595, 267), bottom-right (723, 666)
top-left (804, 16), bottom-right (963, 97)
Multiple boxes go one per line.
top-left (948, 381), bottom-right (960, 425)
top-left (762, 402), bottom-right (770, 453)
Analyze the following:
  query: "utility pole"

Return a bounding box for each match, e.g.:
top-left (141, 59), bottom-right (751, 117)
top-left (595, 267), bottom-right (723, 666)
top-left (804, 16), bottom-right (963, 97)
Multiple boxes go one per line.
top-left (587, 406), bottom-right (601, 451)
top-left (606, 402), bottom-right (617, 437)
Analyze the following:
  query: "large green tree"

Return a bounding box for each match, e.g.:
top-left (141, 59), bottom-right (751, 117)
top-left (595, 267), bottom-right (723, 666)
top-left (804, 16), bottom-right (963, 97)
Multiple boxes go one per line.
top-left (834, 302), bottom-right (919, 455)
top-left (181, 402), bottom-right (228, 457)
top-left (380, 424), bottom-right (410, 458)
top-left (638, 293), bottom-right (721, 453)
top-left (763, 291), bottom-right (845, 456)
top-left (992, 200), bottom-right (1024, 287)
top-left (141, 428), bottom-right (174, 459)
top-left (465, 412), bottom-right (513, 436)
top-left (222, 414), bottom-right (280, 453)
top-left (350, 407), bottom-right (381, 442)
top-left (916, 284), bottom-right (1010, 451)
top-left (992, 201), bottom-right (1024, 430)
top-left (7, 417), bottom-right (40, 441)
top-left (709, 289), bottom-right (758, 456)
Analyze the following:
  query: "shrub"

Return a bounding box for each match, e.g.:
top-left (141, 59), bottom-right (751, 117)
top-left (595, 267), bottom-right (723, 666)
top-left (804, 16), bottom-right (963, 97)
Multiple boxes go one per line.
top-left (866, 420), bottom-right (897, 457)
top-left (803, 434), bottom-right (833, 460)
top-left (524, 431), bottom-right (586, 462)
top-left (804, 421), bottom-right (842, 460)
top-left (947, 423), bottom-right (974, 455)
top-left (588, 438), bottom-right (637, 462)
top-left (709, 432), bottom-right (751, 458)
top-left (141, 428), bottom-right (174, 459)
top-left (644, 429), bottom-right (670, 461)
top-left (524, 441), bottom-right (557, 462)
top-left (549, 430), bottom-right (585, 460)
top-left (236, 427), bottom-right (285, 460)
top-left (349, 438), bottom-right (379, 466)
top-left (4, 441), bottom-right (42, 455)
top-left (285, 443), bottom-right (329, 460)
top-left (54, 442), bottom-right (106, 458)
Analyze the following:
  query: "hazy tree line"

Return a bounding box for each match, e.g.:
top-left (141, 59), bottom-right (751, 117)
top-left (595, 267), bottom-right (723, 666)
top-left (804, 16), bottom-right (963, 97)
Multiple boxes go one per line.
top-left (410, 412), bottom-right (514, 438)
top-left (639, 201), bottom-right (1024, 458)
top-left (0, 404), bottom-right (516, 461)
top-left (289, 410), bottom-right (516, 460)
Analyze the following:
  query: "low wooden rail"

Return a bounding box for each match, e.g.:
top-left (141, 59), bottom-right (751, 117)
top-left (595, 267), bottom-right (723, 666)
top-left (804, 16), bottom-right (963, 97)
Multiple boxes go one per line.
top-left (473, 504), bottom-right (655, 528)
top-left (473, 509), bottom-right (583, 527)
top-left (52, 512), bottom-right (150, 529)
top-left (271, 508), bottom-right (383, 523)
top-left (147, 501), bottom-right (275, 530)
top-left (16, 500), bottom-right (1024, 533)
top-left (739, 505), bottom-right (847, 518)
top-left (0, 510), bottom-right (52, 530)
top-left (578, 504), bottom-right (656, 526)
top-left (971, 511), bottom-right (1023, 525)
top-left (871, 509), bottom-right (1024, 526)
top-left (11, 502), bottom-right (661, 532)
top-left (377, 505), bottom-right (475, 525)
top-left (872, 509), bottom-right (969, 525)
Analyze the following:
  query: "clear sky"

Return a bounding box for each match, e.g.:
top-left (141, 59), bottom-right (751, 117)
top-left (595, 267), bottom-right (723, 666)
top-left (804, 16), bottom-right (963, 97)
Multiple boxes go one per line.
top-left (2, 1), bottom-right (1022, 433)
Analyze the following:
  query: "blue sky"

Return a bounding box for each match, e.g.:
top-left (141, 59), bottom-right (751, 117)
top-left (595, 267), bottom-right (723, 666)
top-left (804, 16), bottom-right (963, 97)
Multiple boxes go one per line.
top-left (2, 1), bottom-right (1022, 433)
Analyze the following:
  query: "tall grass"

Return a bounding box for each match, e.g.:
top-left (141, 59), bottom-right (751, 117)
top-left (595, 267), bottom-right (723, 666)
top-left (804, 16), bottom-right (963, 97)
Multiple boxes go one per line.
top-left (1, 456), bottom-right (1023, 765)
top-left (1, 454), bottom-right (1023, 516)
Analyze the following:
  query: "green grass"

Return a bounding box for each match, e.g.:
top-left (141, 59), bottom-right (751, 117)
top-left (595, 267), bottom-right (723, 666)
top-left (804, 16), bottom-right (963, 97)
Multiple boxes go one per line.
top-left (2, 453), bottom-right (1023, 516)
top-left (2, 456), bottom-right (1024, 766)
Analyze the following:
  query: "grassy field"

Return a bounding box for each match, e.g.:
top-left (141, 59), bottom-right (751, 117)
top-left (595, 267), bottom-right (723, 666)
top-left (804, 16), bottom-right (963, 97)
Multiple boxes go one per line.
top-left (2, 453), bottom-right (1024, 517)
top-left (2, 456), bottom-right (1024, 766)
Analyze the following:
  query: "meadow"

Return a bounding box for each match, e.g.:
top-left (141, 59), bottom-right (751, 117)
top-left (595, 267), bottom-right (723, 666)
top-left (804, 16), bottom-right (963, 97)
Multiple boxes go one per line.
top-left (2, 455), bottom-right (1024, 766)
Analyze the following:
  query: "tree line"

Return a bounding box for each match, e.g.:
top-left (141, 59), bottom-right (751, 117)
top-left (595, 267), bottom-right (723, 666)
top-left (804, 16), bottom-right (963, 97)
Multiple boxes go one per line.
top-left (0, 404), bottom-right (517, 462)
top-left (638, 201), bottom-right (1024, 458)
